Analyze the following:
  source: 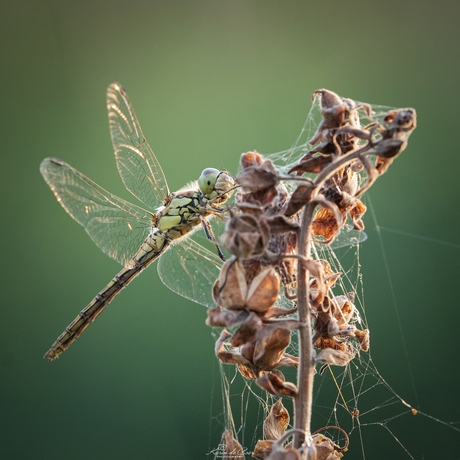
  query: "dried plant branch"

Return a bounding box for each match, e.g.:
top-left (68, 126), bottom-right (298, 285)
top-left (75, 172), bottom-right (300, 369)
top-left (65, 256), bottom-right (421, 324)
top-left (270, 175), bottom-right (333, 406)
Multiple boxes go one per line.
top-left (207, 89), bottom-right (416, 459)
top-left (293, 201), bottom-right (316, 448)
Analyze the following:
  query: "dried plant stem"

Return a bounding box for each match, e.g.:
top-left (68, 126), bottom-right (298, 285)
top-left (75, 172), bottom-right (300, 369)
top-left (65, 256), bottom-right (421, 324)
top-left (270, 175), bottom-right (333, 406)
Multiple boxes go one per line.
top-left (293, 151), bottom-right (364, 449)
top-left (293, 201), bottom-right (316, 449)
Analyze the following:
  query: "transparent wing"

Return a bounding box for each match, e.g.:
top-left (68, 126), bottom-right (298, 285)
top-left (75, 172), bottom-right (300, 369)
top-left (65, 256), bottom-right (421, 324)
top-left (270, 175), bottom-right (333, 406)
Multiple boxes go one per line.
top-left (329, 225), bottom-right (367, 249)
top-left (107, 83), bottom-right (170, 210)
top-left (157, 236), bottom-right (223, 308)
top-left (40, 157), bottom-right (153, 267)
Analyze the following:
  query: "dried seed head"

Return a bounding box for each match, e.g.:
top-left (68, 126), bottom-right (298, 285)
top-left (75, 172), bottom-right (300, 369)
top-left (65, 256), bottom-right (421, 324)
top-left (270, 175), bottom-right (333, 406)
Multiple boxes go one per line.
top-left (246, 267), bottom-right (280, 313)
top-left (213, 259), bottom-right (247, 310)
top-left (222, 430), bottom-right (245, 460)
top-left (253, 440), bottom-right (275, 460)
top-left (237, 153), bottom-right (280, 205)
top-left (313, 88), bottom-right (342, 108)
top-left (253, 327), bottom-right (291, 370)
top-left (221, 207), bottom-right (270, 259)
top-left (240, 150), bottom-right (264, 168)
top-left (311, 433), bottom-right (344, 460)
top-left (309, 89), bottom-right (359, 146)
top-left (214, 259), bottom-right (280, 313)
top-left (256, 372), bottom-right (298, 397)
top-left (230, 312), bottom-right (262, 347)
top-left (263, 399), bottom-right (290, 441)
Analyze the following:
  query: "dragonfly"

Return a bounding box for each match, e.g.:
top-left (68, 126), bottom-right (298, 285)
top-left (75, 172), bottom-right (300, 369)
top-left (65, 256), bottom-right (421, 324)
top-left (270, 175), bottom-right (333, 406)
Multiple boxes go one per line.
top-left (41, 83), bottom-right (236, 361)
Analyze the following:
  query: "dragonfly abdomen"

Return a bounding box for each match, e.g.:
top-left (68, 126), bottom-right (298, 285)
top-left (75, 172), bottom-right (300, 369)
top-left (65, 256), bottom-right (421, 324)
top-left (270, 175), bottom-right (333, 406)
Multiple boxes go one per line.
top-left (44, 232), bottom-right (170, 361)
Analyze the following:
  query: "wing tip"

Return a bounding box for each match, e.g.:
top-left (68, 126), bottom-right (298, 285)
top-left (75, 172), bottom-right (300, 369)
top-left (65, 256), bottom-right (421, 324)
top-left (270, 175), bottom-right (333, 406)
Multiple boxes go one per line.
top-left (40, 157), bottom-right (65, 176)
top-left (107, 82), bottom-right (126, 97)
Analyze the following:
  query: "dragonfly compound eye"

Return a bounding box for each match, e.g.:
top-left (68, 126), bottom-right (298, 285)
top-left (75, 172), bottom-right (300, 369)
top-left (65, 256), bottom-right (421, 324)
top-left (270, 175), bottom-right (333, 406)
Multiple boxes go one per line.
top-left (198, 168), bottom-right (220, 195)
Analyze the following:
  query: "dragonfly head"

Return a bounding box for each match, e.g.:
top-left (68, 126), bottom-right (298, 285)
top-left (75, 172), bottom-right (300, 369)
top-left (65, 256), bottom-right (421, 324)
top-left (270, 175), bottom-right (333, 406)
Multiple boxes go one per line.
top-left (198, 168), bottom-right (235, 203)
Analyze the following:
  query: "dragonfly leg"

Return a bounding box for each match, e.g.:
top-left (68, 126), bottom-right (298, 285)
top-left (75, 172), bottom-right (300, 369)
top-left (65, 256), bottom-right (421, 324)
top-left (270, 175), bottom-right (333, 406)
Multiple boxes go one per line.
top-left (201, 217), bottom-right (226, 261)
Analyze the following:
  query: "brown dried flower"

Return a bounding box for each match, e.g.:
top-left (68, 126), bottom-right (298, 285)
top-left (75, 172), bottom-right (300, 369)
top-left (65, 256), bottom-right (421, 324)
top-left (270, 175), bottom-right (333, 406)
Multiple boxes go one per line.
top-left (253, 400), bottom-right (290, 459)
top-left (213, 258), bottom-right (280, 313)
top-left (236, 152), bottom-right (280, 205)
top-left (222, 430), bottom-right (245, 460)
top-left (221, 205), bottom-right (271, 259)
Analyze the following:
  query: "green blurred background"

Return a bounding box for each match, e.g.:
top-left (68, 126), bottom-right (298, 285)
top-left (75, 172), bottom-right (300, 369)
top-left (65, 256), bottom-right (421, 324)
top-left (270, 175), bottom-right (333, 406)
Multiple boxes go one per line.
top-left (2, 1), bottom-right (459, 458)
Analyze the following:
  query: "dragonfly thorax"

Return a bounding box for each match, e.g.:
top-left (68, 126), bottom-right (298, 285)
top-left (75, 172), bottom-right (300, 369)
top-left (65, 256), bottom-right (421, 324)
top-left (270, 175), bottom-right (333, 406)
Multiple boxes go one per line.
top-left (157, 169), bottom-right (235, 239)
top-left (157, 190), bottom-right (213, 239)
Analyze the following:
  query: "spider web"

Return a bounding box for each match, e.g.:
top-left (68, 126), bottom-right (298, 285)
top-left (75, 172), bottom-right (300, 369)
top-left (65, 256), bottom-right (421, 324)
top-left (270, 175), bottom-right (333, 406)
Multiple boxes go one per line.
top-left (206, 94), bottom-right (460, 459)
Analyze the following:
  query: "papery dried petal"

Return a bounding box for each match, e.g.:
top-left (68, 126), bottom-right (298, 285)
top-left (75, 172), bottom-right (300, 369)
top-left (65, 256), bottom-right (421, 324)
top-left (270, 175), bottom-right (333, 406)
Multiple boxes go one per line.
top-left (276, 353), bottom-right (299, 368)
top-left (376, 138), bottom-right (407, 159)
top-left (315, 348), bottom-right (355, 367)
top-left (252, 440), bottom-right (274, 459)
top-left (354, 328), bottom-right (370, 352)
top-left (311, 434), bottom-right (344, 460)
top-left (222, 430), bottom-right (245, 460)
top-left (253, 327), bottom-right (291, 370)
top-left (246, 267), bottom-right (280, 313)
top-left (240, 340), bottom-right (256, 363)
top-left (289, 154), bottom-right (332, 174)
top-left (310, 272), bottom-right (341, 307)
top-left (236, 159), bottom-right (279, 193)
top-left (263, 399), bottom-right (290, 440)
top-left (240, 150), bottom-right (264, 168)
top-left (214, 259), bottom-right (247, 310)
top-left (221, 210), bottom-right (270, 259)
top-left (314, 337), bottom-right (346, 351)
top-left (373, 108), bottom-right (416, 173)
top-left (331, 295), bottom-right (355, 326)
top-left (348, 198), bottom-right (367, 231)
top-left (313, 88), bottom-right (342, 108)
top-left (261, 306), bottom-right (298, 319)
top-left (238, 363), bottom-right (258, 380)
top-left (311, 207), bottom-right (343, 240)
top-left (257, 372), bottom-right (298, 397)
top-left (205, 306), bottom-right (250, 328)
top-left (215, 330), bottom-right (253, 367)
top-left (284, 184), bottom-right (314, 217)
top-left (309, 89), bottom-right (350, 145)
top-left (230, 312), bottom-right (262, 347)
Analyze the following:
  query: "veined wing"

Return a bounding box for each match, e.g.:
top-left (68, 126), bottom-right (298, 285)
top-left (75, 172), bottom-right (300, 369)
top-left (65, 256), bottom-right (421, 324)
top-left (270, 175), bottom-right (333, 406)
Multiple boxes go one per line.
top-left (40, 158), bottom-right (153, 267)
top-left (330, 225), bottom-right (367, 249)
top-left (157, 236), bottom-right (223, 308)
top-left (107, 83), bottom-right (170, 210)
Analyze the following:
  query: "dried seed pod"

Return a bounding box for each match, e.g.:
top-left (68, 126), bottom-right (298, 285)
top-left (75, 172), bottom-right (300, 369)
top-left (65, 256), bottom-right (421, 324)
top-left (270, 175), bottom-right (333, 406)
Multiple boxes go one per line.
top-left (236, 157), bottom-right (279, 193)
top-left (311, 433), bottom-right (344, 460)
top-left (237, 153), bottom-right (280, 205)
top-left (213, 259), bottom-right (247, 310)
top-left (214, 259), bottom-right (280, 313)
top-left (221, 207), bottom-right (270, 259)
top-left (222, 430), bottom-right (245, 460)
top-left (253, 327), bottom-right (291, 370)
top-left (246, 267), bottom-right (280, 313)
top-left (263, 399), bottom-right (290, 441)
top-left (256, 372), bottom-right (298, 397)
top-left (315, 348), bottom-right (355, 367)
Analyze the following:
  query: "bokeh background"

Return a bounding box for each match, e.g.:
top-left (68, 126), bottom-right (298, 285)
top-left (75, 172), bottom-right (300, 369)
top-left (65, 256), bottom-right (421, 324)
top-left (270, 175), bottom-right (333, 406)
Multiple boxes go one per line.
top-left (2, 1), bottom-right (459, 458)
